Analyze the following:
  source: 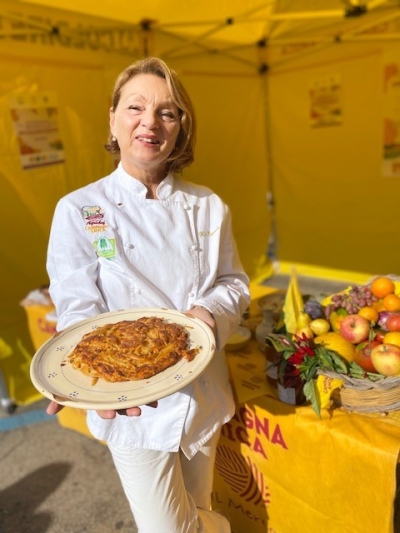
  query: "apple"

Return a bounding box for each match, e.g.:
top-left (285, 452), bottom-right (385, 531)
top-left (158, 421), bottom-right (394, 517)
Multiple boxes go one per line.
top-left (371, 343), bottom-right (400, 376)
top-left (387, 313), bottom-right (400, 332)
top-left (339, 314), bottom-right (370, 344)
top-left (374, 329), bottom-right (386, 343)
top-left (329, 308), bottom-right (348, 333)
top-left (354, 340), bottom-right (380, 373)
top-left (309, 318), bottom-right (330, 336)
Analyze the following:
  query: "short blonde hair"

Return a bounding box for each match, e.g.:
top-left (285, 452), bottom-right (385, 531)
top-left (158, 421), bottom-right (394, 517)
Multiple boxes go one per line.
top-left (105, 57), bottom-right (196, 173)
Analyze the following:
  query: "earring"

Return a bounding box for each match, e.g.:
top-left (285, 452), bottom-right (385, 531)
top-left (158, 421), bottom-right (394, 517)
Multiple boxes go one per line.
top-left (112, 136), bottom-right (117, 142)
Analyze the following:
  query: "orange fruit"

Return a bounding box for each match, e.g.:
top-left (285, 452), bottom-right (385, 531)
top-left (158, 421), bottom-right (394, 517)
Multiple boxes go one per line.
top-left (383, 293), bottom-right (400, 312)
top-left (371, 277), bottom-right (395, 299)
top-left (358, 306), bottom-right (379, 323)
top-left (383, 331), bottom-right (400, 347)
top-left (373, 299), bottom-right (386, 312)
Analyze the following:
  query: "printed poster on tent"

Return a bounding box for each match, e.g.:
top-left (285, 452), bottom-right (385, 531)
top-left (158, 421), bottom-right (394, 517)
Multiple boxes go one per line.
top-left (9, 91), bottom-right (65, 170)
top-left (309, 74), bottom-right (342, 128)
top-left (383, 57), bottom-right (400, 178)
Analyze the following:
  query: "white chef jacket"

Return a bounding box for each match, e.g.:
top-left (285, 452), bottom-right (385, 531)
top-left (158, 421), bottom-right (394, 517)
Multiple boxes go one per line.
top-left (47, 162), bottom-right (250, 459)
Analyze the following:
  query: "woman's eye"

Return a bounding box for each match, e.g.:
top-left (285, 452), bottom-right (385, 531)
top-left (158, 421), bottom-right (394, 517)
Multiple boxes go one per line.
top-left (161, 111), bottom-right (176, 122)
top-left (128, 105), bottom-right (142, 111)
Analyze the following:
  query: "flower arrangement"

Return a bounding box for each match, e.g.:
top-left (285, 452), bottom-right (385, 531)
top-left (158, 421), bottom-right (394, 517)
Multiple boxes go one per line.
top-left (263, 275), bottom-right (400, 416)
top-left (266, 331), bottom-right (381, 417)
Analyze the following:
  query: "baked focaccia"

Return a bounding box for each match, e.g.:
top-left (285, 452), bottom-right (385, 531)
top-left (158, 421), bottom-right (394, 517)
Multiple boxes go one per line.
top-left (68, 316), bottom-right (201, 384)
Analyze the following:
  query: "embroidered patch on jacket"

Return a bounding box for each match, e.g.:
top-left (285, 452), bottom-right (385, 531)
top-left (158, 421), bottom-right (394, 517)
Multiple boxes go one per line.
top-left (82, 206), bottom-right (109, 233)
top-left (93, 237), bottom-right (116, 259)
top-left (199, 227), bottom-right (220, 237)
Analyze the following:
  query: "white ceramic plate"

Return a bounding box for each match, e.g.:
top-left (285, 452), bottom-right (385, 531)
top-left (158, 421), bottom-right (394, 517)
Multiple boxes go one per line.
top-left (30, 308), bottom-right (215, 410)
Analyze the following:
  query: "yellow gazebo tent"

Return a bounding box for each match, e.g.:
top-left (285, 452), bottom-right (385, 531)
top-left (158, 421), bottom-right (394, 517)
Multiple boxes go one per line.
top-left (1, 0), bottom-right (400, 403)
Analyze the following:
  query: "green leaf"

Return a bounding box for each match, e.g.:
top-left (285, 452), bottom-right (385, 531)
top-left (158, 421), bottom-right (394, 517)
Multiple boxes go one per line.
top-left (317, 349), bottom-right (335, 370)
top-left (325, 349), bottom-right (348, 374)
top-left (348, 361), bottom-right (366, 379)
top-left (299, 356), bottom-right (319, 381)
top-left (266, 334), bottom-right (294, 355)
top-left (303, 380), bottom-right (321, 418)
top-left (348, 361), bottom-right (384, 381)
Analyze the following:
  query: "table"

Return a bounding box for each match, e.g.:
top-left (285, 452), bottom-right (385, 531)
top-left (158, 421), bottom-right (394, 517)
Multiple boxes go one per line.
top-left (213, 338), bottom-right (400, 533)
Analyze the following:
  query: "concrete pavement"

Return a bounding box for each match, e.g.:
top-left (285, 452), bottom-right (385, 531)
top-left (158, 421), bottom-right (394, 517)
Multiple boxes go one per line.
top-left (0, 399), bottom-right (133, 533)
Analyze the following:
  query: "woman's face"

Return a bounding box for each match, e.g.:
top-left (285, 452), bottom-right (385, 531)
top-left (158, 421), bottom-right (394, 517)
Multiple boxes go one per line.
top-left (110, 73), bottom-right (181, 178)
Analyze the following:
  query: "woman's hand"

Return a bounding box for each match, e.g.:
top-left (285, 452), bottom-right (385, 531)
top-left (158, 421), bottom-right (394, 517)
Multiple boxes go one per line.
top-left (46, 401), bottom-right (65, 416)
top-left (46, 400), bottom-right (158, 419)
top-left (96, 401), bottom-right (158, 419)
top-left (187, 305), bottom-right (216, 335)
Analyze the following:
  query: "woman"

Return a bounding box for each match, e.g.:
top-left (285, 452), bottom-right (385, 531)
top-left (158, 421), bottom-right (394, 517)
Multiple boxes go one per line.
top-left (46, 57), bottom-right (250, 532)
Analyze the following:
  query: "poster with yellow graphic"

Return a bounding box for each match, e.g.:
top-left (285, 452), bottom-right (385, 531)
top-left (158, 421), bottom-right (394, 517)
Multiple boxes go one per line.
top-left (383, 58), bottom-right (400, 178)
top-left (9, 91), bottom-right (64, 169)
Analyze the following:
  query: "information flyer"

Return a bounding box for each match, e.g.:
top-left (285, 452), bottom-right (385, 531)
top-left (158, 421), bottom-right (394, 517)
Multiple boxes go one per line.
top-left (309, 74), bottom-right (342, 128)
top-left (9, 91), bottom-right (65, 170)
top-left (383, 58), bottom-right (400, 178)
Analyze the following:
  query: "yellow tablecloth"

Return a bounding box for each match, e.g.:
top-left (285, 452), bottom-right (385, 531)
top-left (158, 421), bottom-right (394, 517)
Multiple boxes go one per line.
top-left (213, 339), bottom-right (400, 533)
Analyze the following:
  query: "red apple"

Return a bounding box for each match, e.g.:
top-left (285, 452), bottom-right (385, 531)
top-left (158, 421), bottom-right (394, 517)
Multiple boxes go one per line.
top-left (387, 313), bottom-right (400, 332)
top-left (339, 314), bottom-right (370, 344)
top-left (354, 340), bottom-right (380, 373)
top-left (374, 329), bottom-right (386, 343)
top-left (371, 343), bottom-right (400, 376)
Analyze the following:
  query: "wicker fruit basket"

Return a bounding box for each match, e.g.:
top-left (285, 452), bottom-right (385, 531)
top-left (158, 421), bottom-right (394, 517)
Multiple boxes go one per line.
top-left (318, 370), bottom-right (400, 413)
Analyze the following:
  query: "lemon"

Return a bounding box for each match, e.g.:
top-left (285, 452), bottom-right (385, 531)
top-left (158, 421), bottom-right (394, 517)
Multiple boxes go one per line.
top-left (310, 318), bottom-right (330, 336)
top-left (314, 332), bottom-right (356, 362)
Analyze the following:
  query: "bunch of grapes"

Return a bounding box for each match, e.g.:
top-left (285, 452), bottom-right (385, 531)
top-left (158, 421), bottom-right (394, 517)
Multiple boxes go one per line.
top-left (324, 285), bottom-right (378, 318)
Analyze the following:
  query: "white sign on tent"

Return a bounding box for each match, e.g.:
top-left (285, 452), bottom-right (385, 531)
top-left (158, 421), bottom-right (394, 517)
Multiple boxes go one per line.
top-left (9, 91), bottom-right (65, 170)
top-left (383, 54), bottom-right (400, 178)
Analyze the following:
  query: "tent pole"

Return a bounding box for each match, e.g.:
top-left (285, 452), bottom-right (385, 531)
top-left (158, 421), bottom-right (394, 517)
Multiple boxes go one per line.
top-left (340, 9), bottom-right (400, 39)
top-left (260, 67), bottom-right (278, 265)
top-left (343, 33), bottom-right (400, 40)
top-left (268, 10), bottom-right (344, 22)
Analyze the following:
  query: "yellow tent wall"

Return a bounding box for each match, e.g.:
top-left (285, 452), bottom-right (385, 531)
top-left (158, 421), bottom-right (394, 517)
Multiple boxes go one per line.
top-left (267, 40), bottom-right (399, 274)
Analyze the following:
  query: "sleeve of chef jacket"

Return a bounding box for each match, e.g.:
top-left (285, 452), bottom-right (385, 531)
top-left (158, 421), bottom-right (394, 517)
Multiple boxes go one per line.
top-left (194, 203), bottom-right (251, 350)
top-left (46, 198), bottom-right (109, 331)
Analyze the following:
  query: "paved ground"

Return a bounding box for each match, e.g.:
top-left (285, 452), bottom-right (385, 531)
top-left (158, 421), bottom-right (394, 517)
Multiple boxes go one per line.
top-left (0, 399), bottom-right (134, 533)
top-left (3, 395), bottom-right (400, 533)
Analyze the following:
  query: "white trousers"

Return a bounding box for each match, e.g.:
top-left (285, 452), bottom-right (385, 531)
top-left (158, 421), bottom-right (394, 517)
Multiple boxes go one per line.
top-left (108, 430), bottom-right (230, 533)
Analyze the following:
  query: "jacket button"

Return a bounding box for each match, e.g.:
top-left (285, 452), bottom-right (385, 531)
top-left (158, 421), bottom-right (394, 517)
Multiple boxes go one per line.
top-left (183, 203), bottom-right (191, 210)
